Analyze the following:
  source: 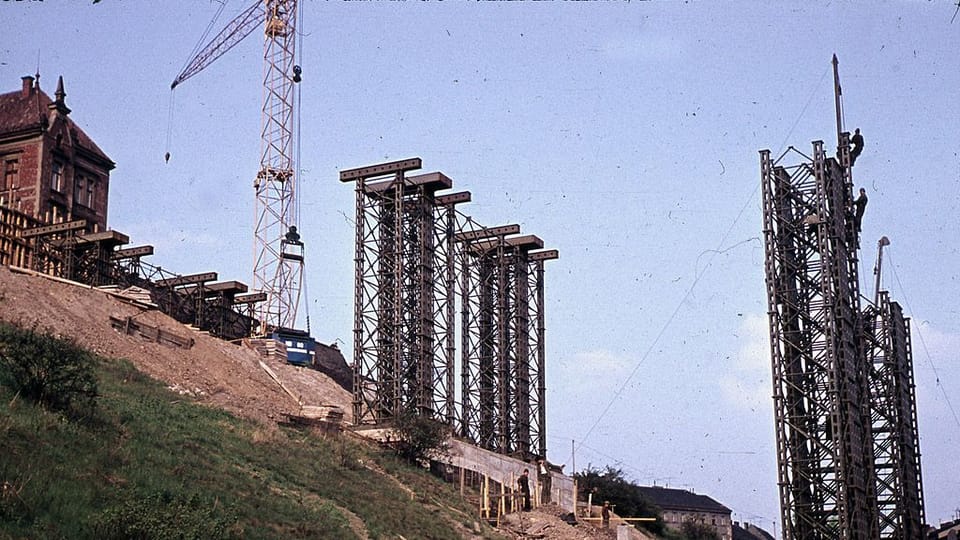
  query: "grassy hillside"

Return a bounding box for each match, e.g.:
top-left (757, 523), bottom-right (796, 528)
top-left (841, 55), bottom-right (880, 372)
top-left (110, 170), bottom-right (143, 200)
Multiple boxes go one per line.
top-left (0, 326), bottom-right (502, 539)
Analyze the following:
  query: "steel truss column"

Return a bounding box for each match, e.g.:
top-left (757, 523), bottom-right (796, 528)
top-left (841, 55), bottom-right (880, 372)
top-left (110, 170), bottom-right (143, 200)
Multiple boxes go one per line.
top-left (761, 139), bottom-right (878, 540)
top-left (529, 249), bottom-right (558, 460)
top-left (341, 159), bottom-right (460, 426)
top-left (458, 228), bottom-right (548, 459)
top-left (865, 293), bottom-right (925, 540)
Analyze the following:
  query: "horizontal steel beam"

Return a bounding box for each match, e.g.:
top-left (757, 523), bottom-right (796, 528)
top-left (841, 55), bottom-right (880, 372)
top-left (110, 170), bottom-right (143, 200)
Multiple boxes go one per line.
top-left (469, 234), bottom-right (544, 253)
top-left (339, 158), bottom-right (422, 182)
top-left (178, 280), bottom-right (249, 296)
top-left (436, 191), bottom-right (471, 206)
top-left (454, 224), bottom-right (520, 242)
top-left (20, 219), bottom-right (87, 238)
top-left (234, 292), bottom-right (268, 304)
top-left (529, 249), bottom-right (559, 262)
top-left (76, 230), bottom-right (129, 246)
top-left (154, 272), bottom-right (218, 288)
top-left (112, 245), bottom-right (155, 260)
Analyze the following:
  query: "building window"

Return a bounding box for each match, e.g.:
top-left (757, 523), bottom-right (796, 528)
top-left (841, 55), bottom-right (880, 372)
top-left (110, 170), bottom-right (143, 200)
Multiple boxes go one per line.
top-left (3, 157), bottom-right (18, 191)
top-left (51, 161), bottom-right (64, 192)
top-left (75, 175), bottom-right (86, 206)
top-left (86, 177), bottom-right (95, 206)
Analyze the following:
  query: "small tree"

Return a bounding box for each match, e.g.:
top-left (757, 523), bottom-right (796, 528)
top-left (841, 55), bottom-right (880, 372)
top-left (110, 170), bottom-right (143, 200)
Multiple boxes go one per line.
top-left (389, 408), bottom-right (450, 464)
top-left (575, 465), bottom-right (666, 535)
top-left (0, 322), bottom-right (98, 418)
top-left (681, 520), bottom-right (721, 540)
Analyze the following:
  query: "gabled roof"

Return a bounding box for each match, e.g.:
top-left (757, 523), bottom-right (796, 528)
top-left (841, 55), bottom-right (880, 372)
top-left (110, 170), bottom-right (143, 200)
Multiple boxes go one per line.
top-left (733, 522), bottom-right (775, 540)
top-left (0, 77), bottom-right (113, 167)
top-left (637, 485), bottom-right (731, 514)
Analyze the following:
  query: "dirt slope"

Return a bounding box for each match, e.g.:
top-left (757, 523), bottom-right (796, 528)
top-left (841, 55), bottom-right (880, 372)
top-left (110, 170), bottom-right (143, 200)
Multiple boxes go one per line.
top-left (0, 266), bottom-right (351, 425)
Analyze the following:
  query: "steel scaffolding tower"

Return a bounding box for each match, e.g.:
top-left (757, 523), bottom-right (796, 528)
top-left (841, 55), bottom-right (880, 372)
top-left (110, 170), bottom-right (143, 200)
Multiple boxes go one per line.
top-left (761, 135), bottom-right (878, 540)
top-left (457, 227), bottom-right (556, 459)
top-left (340, 158), bottom-right (464, 426)
top-left (864, 292), bottom-right (925, 539)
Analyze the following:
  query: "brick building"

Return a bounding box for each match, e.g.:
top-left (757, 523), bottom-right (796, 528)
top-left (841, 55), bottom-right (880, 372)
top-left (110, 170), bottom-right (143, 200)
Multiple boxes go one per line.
top-left (637, 485), bottom-right (733, 540)
top-left (0, 74), bottom-right (114, 232)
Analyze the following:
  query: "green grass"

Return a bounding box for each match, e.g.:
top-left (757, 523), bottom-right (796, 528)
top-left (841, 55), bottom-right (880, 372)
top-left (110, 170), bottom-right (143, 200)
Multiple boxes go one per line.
top-left (0, 346), bottom-right (503, 539)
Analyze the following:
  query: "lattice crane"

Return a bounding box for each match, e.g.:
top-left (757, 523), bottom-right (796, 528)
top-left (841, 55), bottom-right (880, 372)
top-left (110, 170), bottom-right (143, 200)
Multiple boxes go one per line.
top-left (171, 0), bottom-right (303, 335)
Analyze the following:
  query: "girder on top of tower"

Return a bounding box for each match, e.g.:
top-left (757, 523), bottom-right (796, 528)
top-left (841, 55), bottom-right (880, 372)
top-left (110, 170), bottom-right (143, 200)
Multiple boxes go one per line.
top-left (454, 224), bottom-right (521, 243)
top-left (339, 157), bottom-right (422, 182)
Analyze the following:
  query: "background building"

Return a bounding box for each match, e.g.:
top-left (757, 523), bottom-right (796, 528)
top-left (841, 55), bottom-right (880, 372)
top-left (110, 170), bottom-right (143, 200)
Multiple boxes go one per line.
top-left (638, 485), bottom-right (733, 540)
top-left (0, 74), bottom-right (114, 232)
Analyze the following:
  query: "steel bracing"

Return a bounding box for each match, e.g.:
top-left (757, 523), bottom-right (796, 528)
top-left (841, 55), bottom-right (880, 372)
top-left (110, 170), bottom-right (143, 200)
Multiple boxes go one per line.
top-left (457, 226), bottom-right (555, 459)
top-left (864, 293), bottom-right (925, 540)
top-left (761, 135), bottom-right (878, 540)
top-left (341, 159), bottom-right (459, 426)
top-left (253, 0), bottom-right (301, 333)
top-left (340, 158), bottom-right (555, 460)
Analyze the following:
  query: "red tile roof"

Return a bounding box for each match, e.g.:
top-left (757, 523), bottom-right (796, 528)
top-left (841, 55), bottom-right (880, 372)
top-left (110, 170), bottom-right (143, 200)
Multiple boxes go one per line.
top-left (0, 81), bottom-right (113, 167)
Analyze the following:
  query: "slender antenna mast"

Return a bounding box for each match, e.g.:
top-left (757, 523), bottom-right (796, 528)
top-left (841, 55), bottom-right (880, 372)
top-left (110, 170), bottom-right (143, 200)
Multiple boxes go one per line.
top-left (832, 54), bottom-right (843, 149)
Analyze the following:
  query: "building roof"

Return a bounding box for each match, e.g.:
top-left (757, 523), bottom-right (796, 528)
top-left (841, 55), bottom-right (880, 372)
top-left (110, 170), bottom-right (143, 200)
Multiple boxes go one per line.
top-left (637, 485), bottom-right (731, 514)
top-left (0, 75), bottom-right (113, 167)
top-left (733, 522), bottom-right (775, 540)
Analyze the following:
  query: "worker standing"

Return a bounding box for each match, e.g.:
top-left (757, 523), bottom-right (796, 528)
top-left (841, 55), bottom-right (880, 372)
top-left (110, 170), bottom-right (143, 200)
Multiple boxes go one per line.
top-left (602, 501), bottom-right (612, 529)
top-left (850, 128), bottom-right (864, 166)
top-left (854, 188), bottom-right (868, 232)
top-left (517, 469), bottom-right (532, 511)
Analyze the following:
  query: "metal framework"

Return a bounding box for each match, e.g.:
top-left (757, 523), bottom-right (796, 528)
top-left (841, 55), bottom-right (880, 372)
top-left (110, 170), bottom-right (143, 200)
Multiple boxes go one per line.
top-left (253, 0), bottom-right (301, 333)
top-left (864, 292), bottom-right (925, 539)
top-left (341, 158), bottom-right (460, 426)
top-left (172, 0), bottom-right (303, 334)
top-left (761, 135), bottom-right (878, 540)
top-left (457, 225), bottom-right (555, 459)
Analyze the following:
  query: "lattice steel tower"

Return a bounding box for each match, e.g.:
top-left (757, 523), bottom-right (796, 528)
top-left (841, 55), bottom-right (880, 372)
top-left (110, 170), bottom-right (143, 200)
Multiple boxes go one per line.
top-left (340, 158), bottom-right (464, 426)
top-left (761, 135), bottom-right (878, 540)
top-left (172, 0), bottom-right (303, 333)
top-left (864, 286), bottom-right (925, 539)
top-left (457, 229), bottom-right (556, 459)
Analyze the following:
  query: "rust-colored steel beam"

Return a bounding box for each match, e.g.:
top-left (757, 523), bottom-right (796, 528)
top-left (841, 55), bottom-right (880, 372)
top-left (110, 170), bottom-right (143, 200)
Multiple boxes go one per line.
top-left (454, 224), bottom-right (520, 243)
top-left (112, 245), bottom-right (155, 260)
top-left (339, 157), bottom-right (422, 182)
top-left (154, 272), bottom-right (218, 288)
top-left (20, 219), bottom-right (87, 238)
top-left (529, 249), bottom-right (559, 262)
top-left (234, 291), bottom-right (268, 304)
top-left (436, 191), bottom-right (471, 206)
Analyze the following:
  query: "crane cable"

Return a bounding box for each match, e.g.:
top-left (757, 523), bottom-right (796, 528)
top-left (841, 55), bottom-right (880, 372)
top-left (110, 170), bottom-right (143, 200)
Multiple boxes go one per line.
top-left (885, 251), bottom-right (960, 429)
top-left (575, 65), bottom-right (831, 453)
top-left (295, 0), bottom-right (310, 334)
top-left (164, 0), bottom-right (229, 163)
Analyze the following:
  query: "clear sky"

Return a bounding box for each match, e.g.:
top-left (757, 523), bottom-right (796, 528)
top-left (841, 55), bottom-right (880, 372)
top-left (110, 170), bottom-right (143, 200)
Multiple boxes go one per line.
top-left (3, 0), bottom-right (959, 534)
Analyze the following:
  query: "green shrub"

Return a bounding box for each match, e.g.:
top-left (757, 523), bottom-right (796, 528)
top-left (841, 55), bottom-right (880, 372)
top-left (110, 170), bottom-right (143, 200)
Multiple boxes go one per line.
top-left (0, 322), bottom-right (98, 418)
top-left (91, 490), bottom-right (235, 540)
top-left (390, 408), bottom-right (450, 464)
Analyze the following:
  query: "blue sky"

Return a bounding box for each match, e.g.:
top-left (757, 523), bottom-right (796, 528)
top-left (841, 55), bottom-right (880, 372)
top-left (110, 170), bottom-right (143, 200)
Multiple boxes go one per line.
top-left (3, 1), bottom-right (959, 533)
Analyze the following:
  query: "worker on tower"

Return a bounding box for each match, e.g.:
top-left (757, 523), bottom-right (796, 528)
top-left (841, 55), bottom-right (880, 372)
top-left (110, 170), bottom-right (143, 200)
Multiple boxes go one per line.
top-left (854, 188), bottom-right (868, 232)
top-left (850, 128), bottom-right (864, 166)
top-left (284, 225), bottom-right (302, 245)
